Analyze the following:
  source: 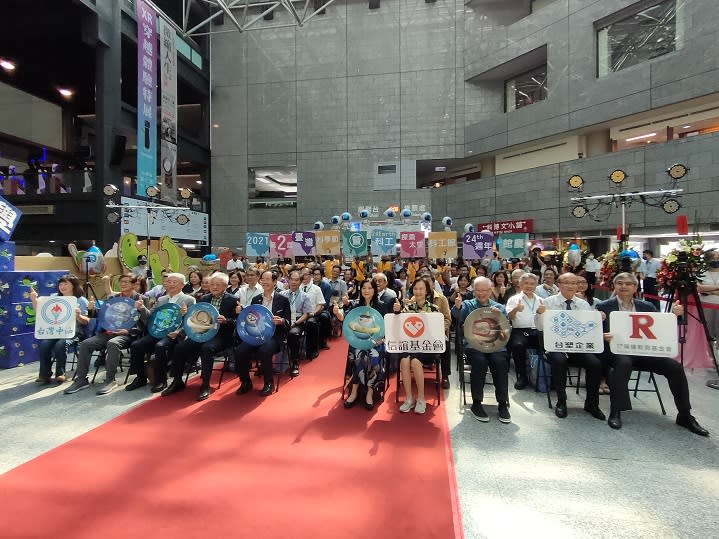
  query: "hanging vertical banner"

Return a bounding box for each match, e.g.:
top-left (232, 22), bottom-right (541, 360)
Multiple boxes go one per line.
top-left (136, 0), bottom-right (158, 198)
top-left (159, 18), bottom-right (177, 204)
top-left (246, 233), bottom-right (269, 257)
top-left (371, 229), bottom-right (396, 256)
top-left (341, 230), bottom-right (368, 257)
top-left (428, 232), bottom-right (457, 259)
top-left (498, 233), bottom-right (529, 259)
top-left (463, 232), bottom-right (494, 260)
top-left (289, 231), bottom-right (316, 256)
top-left (399, 231), bottom-right (426, 258)
top-left (269, 233), bottom-right (294, 259)
top-left (315, 230), bottom-right (341, 255)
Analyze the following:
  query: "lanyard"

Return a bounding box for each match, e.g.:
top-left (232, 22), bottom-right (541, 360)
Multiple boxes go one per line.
top-left (522, 295), bottom-right (536, 313)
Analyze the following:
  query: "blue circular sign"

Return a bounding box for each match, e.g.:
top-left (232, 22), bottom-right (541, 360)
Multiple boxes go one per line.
top-left (236, 304), bottom-right (275, 346)
top-left (342, 306), bottom-right (384, 350)
top-left (147, 303), bottom-right (183, 339)
top-left (98, 296), bottom-right (139, 332)
top-left (183, 303), bottom-right (219, 343)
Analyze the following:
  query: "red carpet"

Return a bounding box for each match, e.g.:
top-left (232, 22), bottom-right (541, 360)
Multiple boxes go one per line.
top-left (0, 340), bottom-right (463, 539)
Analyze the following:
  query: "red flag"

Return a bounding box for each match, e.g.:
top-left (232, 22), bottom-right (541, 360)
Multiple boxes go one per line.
top-left (616, 226), bottom-right (622, 241)
top-left (676, 215), bottom-right (688, 235)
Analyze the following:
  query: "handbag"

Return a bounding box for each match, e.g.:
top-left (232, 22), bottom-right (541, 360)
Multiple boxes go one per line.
top-left (527, 348), bottom-right (551, 393)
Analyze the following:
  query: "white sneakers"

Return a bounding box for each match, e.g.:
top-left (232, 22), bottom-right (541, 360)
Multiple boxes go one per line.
top-left (399, 398), bottom-right (427, 414)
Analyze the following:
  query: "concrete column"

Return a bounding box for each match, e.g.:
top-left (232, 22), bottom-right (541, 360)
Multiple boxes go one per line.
top-left (585, 129), bottom-right (611, 158)
top-left (480, 157), bottom-right (495, 177)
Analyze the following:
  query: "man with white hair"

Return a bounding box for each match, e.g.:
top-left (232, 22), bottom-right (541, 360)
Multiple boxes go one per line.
top-left (373, 272), bottom-right (397, 303)
top-left (162, 272), bottom-right (238, 401)
top-left (126, 273), bottom-right (196, 392)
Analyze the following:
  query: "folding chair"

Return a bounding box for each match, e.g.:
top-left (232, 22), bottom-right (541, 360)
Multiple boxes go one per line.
top-left (342, 346), bottom-right (390, 404)
top-left (630, 370), bottom-right (666, 415)
top-left (395, 353), bottom-right (441, 406)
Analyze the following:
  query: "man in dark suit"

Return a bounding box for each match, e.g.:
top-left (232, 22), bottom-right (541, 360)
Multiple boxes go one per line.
top-left (234, 270), bottom-right (291, 396)
top-left (162, 272), bottom-right (238, 401)
top-left (596, 272), bottom-right (708, 436)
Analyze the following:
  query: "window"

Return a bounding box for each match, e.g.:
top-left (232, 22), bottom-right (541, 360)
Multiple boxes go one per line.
top-left (505, 65), bottom-right (547, 112)
top-left (597, 0), bottom-right (677, 77)
top-left (248, 167), bottom-right (297, 201)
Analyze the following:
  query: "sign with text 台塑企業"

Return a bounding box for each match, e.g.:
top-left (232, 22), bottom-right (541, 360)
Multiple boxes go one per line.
top-left (428, 232), bottom-right (457, 259)
top-left (383, 312), bottom-right (446, 354)
top-left (341, 230), bottom-right (368, 257)
top-left (371, 229), bottom-right (396, 256)
top-left (608, 311), bottom-right (678, 357)
top-left (246, 233), bottom-right (269, 257)
top-left (542, 310), bottom-right (604, 354)
top-left (0, 195), bottom-right (22, 241)
top-left (462, 232), bottom-right (493, 260)
top-left (35, 296), bottom-right (78, 339)
top-left (315, 230), bottom-right (341, 255)
top-left (289, 231), bottom-right (316, 256)
top-left (498, 233), bottom-right (529, 258)
top-left (399, 231), bottom-right (426, 258)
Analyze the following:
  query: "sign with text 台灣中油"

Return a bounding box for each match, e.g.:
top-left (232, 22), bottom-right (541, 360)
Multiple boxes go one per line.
top-left (498, 233), bottom-right (529, 258)
top-left (341, 230), bottom-right (368, 257)
top-left (35, 296), bottom-right (78, 339)
top-left (608, 311), bottom-right (678, 357)
top-left (269, 233), bottom-right (294, 259)
top-left (479, 219), bottom-right (533, 234)
top-left (371, 229), bottom-right (396, 256)
top-left (315, 230), bottom-right (341, 255)
top-left (246, 233), bottom-right (269, 257)
top-left (399, 231), bottom-right (425, 258)
top-left (383, 312), bottom-right (446, 354)
top-left (462, 232), bottom-right (493, 260)
top-left (135, 0), bottom-right (158, 197)
top-left (542, 310), bottom-right (604, 354)
top-left (289, 231), bottom-right (316, 256)
top-left (428, 232), bottom-right (457, 259)
top-left (0, 195), bottom-right (22, 241)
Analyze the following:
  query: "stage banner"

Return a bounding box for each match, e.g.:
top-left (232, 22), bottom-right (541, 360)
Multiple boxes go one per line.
top-left (136, 0), bottom-right (158, 198)
top-left (383, 312), bottom-right (446, 354)
top-left (269, 233), bottom-right (293, 259)
top-left (462, 232), bottom-right (493, 260)
top-left (399, 231), bottom-right (426, 258)
top-left (341, 230), bottom-right (368, 257)
top-left (315, 230), bottom-right (341, 255)
top-left (542, 310), bottom-right (604, 354)
top-left (246, 233), bottom-right (269, 257)
top-left (498, 233), bottom-right (529, 258)
top-left (428, 232), bottom-right (457, 259)
top-left (0, 195), bottom-right (22, 241)
top-left (289, 231), bottom-right (316, 257)
top-left (609, 311), bottom-right (678, 357)
top-left (159, 18), bottom-right (177, 204)
top-left (371, 229), bottom-right (396, 256)
top-left (479, 219), bottom-right (533, 234)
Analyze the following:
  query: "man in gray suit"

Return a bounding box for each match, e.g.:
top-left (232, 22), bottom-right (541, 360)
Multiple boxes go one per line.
top-left (126, 273), bottom-right (196, 392)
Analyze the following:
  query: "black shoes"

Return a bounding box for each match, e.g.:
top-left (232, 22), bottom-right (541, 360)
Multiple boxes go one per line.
top-left (514, 375), bottom-right (528, 390)
top-left (161, 379), bottom-right (185, 397)
top-left (236, 380), bottom-right (253, 395)
top-left (441, 377), bottom-right (450, 389)
top-left (343, 398), bottom-right (357, 409)
top-left (364, 398), bottom-right (375, 411)
top-left (676, 414), bottom-right (710, 437)
top-left (319, 342), bottom-right (329, 350)
top-left (125, 377), bottom-right (147, 391)
top-left (197, 384), bottom-right (211, 401)
top-left (260, 382), bottom-right (273, 396)
top-left (583, 404), bottom-right (606, 421)
top-left (497, 402), bottom-right (511, 424)
top-left (290, 363), bottom-right (300, 377)
top-left (470, 403), bottom-right (489, 422)
top-left (151, 381), bottom-right (167, 393)
top-left (555, 401), bottom-right (568, 418)
top-left (608, 411), bottom-right (622, 430)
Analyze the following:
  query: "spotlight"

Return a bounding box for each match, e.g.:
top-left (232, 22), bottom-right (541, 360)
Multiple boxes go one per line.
top-left (106, 211), bottom-right (120, 224)
top-left (330, 215), bottom-right (340, 225)
top-left (667, 163), bottom-right (689, 180)
top-left (609, 169), bottom-right (627, 184)
top-left (384, 208), bottom-right (395, 218)
top-left (179, 187), bottom-right (193, 200)
top-left (464, 223), bottom-right (475, 233)
top-left (103, 184), bottom-right (119, 197)
top-left (572, 205), bottom-right (588, 218)
top-left (176, 214), bottom-right (190, 225)
top-left (568, 175), bottom-right (584, 189)
top-left (145, 185), bottom-right (160, 198)
top-left (441, 216), bottom-right (453, 227)
top-left (401, 208), bottom-right (412, 219)
top-left (359, 209), bottom-right (369, 219)
top-left (661, 198), bottom-right (681, 214)
top-left (421, 212), bottom-right (432, 222)
top-left (0, 59), bottom-right (16, 71)
top-left (313, 221), bottom-right (324, 230)
top-left (340, 212), bottom-right (352, 222)
top-left (58, 88), bottom-right (73, 98)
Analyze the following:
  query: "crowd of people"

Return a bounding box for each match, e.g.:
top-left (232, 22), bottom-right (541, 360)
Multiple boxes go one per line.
top-left (29, 249), bottom-right (710, 436)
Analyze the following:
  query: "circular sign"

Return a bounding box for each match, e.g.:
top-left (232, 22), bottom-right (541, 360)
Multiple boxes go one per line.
top-left (40, 297), bottom-right (74, 326)
top-left (348, 233), bottom-right (365, 249)
top-left (147, 303), bottom-right (183, 339)
top-left (343, 306), bottom-right (384, 350)
top-left (98, 296), bottom-right (139, 332)
top-left (463, 307), bottom-right (510, 353)
top-left (236, 304), bottom-right (275, 346)
top-left (183, 303), bottom-right (219, 342)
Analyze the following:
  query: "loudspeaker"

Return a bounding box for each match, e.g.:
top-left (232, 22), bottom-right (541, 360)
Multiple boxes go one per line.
top-left (110, 135), bottom-right (126, 166)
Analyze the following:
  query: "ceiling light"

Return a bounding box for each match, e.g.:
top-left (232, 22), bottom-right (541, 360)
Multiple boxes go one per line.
top-left (609, 169), bottom-right (627, 184)
top-left (572, 205), bottom-right (587, 218)
top-left (102, 184), bottom-right (119, 197)
top-left (195, 180), bottom-right (202, 185)
top-left (682, 125), bottom-right (691, 129)
top-left (145, 185), bottom-right (160, 198)
top-left (567, 175), bottom-right (584, 189)
top-left (434, 166), bottom-right (447, 172)
top-left (106, 211), bottom-right (120, 224)
top-left (179, 187), bottom-right (193, 199)
top-left (58, 88), bottom-right (74, 98)
top-left (0, 59), bottom-right (15, 71)
top-left (212, 123), bottom-right (219, 128)
top-left (176, 214), bottom-right (190, 225)
top-left (625, 132), bottom-right (656, 142)
top-left (661, 198), bottom-right (681, 214)
top-left (667, 163), bottom-right (689, 180)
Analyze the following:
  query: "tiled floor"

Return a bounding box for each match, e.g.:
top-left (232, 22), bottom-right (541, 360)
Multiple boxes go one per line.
top-left (1, 357), bottom-right (718, 538)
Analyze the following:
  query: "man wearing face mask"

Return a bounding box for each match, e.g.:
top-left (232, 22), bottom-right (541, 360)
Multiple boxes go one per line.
top-left (639, 250), bottom-right (661, 309)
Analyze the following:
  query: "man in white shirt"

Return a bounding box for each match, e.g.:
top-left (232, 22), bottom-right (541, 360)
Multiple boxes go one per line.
top-left (301, 267), bottom-right (326, 359)
top-left (535, 269), bottom-right (559, 299)
top-left (237, 268), bottom-right (262, 307)
top-left (543, 273), bottom-right (605, 421)
top-left (226, 253), bottom-right (244, 271)
top-left (505, 273), bottom-right (546, 390)
top-left (280, 271), bottom-right (313, 376)
top-left (639, 249), bottom-right (661, 309)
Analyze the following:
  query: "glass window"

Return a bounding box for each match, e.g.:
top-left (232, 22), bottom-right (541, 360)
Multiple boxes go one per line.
top-left (597, 0), bottom-right (677, 77)
top-left (505, 65), bottom-right (548, 112)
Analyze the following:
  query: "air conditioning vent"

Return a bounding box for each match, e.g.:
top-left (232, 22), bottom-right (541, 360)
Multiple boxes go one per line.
top-left (17, 204), bottom-right (56, 215)
top-left (377, 164), bottom-right (397, 174)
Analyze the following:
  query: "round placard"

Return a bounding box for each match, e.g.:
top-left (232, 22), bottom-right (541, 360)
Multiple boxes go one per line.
top-left (463, 306), bottom-right (510, 353)
top-left (183, 303), bottom-right (220, 343)
top-left (236, 304), bottom-right (275, 346)
top-left (343, 306), bottom-right (385, 350)
top-left (98, 296), bottom-right (139, 332)
top-left (147, 303), bottom-right (183, 339)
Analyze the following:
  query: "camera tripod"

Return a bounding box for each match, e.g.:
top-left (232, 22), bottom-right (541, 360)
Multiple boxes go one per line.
top-left (663, 271), bottom-right (719, 390)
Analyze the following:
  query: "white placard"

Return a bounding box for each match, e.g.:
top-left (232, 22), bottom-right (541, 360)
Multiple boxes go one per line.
top-left (383, 312), bottom-right (446, 354)
top-left (120, 196), bottom-right (209, 245)
top-left (542, 310), bottom-right (604, 354)
top-left (608, 311), bottom-right (678, 357)
top-left (35, 296), bottom-right (78, 339)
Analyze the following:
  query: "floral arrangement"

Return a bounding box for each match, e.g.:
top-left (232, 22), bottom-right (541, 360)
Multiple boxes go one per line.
top-left (656, 238), bottom-right (712, 291)
top-left (599, 248), bottom-right (641, 288)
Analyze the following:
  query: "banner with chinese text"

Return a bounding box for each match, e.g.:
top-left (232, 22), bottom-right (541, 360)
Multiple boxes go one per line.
top-left (371, 229), bottom-right (396, 256)
top-left (269, 233), bottom-right (294, 259)
top-left (315, 230), bottom-right (341, 255)
top-left (428, 232), bottom-right (457, 259)
top-left (399, 231), bottom-right (426, 258)
top-left (136, 0), bottom-right (157, 197)
top-left (159, 18), bottom-right (177, 204)
top-left (462, 232), bottom-right (493, 260)
top-left (383, 312), bottom-right (446, 354)
top-left (542, 310), bottom-right (604, 353)
top-left (246, 233), bottom-right (269, 257)
top-left (341, 230), bottom-right (368, 257)
top-left (497, 233), bottom-right (529, 258)
top-left (289, 231), bottom-right (316, 256)
top-left (479, 219), bottom-right (533, 234)
top-left (609, 312), bottom-right (678, 357)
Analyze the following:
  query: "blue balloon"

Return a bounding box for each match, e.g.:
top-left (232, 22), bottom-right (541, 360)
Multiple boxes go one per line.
top-left (421, 212), bottom-right (432, 222)
top-left (569, 243), bottom-right (579, 250)
top-left (401, 208), bottom-right (412, 218)
top-left (384, 209), bottom-right (395, 218)
top-left (86, 244), bottom-right (101, 253)
top-left (202, 254), bottom-right (217, 262)
top-left (341, 212), bottom-right (352, 221)
top-left (619, 249), bottom-right (639, 259)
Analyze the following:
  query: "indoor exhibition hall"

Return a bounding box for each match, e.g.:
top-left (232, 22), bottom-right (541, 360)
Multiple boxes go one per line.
top-left (0, 1), bottom-right (717, 538)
